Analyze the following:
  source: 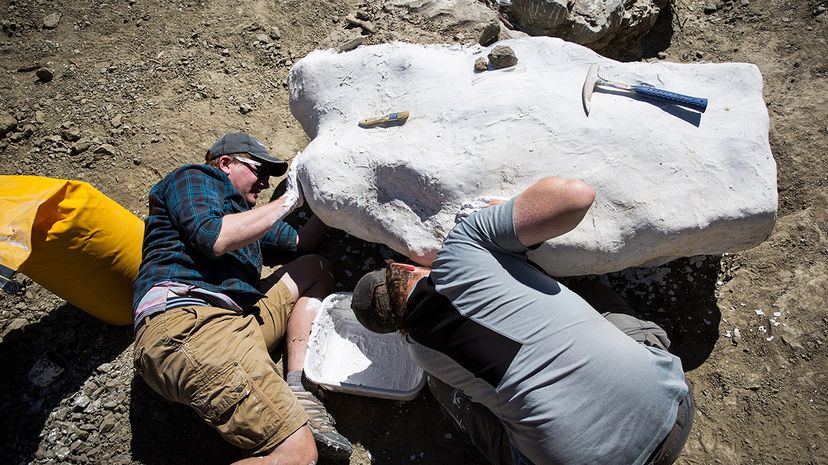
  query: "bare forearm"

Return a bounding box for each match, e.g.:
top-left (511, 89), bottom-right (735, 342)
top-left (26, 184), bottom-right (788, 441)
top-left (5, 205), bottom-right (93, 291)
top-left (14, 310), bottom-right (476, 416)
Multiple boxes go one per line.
top-left (213, 196), bottom-right (295, 255)
top-left (513, 177), bottom-right (595, 247)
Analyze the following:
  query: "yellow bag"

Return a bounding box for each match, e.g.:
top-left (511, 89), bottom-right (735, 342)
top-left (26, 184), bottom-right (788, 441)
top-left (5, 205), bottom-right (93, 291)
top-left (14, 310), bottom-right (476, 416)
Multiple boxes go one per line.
top-left (0, 176), bottom-right (143, 325)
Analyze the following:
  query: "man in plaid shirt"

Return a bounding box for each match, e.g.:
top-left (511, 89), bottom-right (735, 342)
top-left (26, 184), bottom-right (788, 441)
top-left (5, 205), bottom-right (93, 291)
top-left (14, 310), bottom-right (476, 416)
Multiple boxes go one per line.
top-left (132, 132), bottom-right (351, 464)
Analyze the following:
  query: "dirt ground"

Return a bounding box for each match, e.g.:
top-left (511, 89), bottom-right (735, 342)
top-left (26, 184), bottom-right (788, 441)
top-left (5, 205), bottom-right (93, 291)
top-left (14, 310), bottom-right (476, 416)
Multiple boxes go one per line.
top-left (1, 0), bottom-right (826, 464)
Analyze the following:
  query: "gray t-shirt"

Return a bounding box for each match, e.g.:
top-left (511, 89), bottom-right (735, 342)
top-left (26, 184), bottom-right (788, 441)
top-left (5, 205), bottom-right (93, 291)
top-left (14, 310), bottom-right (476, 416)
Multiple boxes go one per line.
top-left (404, 199), bottom-right (688, 465)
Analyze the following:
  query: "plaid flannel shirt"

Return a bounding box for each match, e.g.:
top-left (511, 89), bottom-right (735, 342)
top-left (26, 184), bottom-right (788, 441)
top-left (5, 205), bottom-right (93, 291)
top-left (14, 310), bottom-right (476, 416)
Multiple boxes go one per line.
top-left (132, 164), bottom-right (297, 314)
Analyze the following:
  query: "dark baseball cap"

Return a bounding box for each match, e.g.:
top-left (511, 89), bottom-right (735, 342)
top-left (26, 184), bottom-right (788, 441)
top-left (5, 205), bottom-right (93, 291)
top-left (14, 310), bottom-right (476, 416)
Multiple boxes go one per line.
top-left (351, 269), bottom-right (399, 334)
top-left (206, 132), bottom-right (288, 176)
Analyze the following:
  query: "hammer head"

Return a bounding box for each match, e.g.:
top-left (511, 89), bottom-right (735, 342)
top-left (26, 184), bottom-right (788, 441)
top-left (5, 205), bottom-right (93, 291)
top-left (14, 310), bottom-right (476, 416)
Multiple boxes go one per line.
top-left (582, 63), bottom-right (600, 116)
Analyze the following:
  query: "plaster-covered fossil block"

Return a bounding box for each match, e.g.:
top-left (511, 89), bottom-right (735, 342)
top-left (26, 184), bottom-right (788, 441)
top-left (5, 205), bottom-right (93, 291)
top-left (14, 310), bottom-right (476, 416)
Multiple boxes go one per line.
top-left (288, 37), bottom-right (777, 276)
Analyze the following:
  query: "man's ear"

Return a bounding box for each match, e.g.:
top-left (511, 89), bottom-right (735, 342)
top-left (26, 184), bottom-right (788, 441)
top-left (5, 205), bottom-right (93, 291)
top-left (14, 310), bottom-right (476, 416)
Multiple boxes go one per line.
top-left (217, 155), bottom-right (234, 174)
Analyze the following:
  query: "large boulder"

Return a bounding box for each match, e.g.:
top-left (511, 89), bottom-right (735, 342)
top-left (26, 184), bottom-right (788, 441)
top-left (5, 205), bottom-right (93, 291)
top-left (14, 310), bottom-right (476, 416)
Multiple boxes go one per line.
top-left (319, 0), bottom-right (522, 51)
top-left (288, 38), bottom-right (777, 276)
top-left (503, 0), bottom-right (667, 56)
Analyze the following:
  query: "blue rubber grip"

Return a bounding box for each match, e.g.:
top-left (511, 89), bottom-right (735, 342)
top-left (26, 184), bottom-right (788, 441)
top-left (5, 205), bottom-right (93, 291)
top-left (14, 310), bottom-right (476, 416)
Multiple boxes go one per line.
top-left (632, 85), bottom-right (708, 112)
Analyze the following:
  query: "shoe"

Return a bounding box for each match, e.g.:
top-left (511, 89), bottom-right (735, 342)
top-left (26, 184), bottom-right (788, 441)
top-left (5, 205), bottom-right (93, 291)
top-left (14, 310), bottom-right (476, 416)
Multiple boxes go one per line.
top-left (292, 388), bottom-right (353, 460)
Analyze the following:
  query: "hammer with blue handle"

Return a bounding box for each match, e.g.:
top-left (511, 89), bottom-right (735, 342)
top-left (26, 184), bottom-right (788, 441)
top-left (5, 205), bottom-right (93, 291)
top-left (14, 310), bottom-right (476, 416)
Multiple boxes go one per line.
top-left (582, 63), bottom-right (708, 116)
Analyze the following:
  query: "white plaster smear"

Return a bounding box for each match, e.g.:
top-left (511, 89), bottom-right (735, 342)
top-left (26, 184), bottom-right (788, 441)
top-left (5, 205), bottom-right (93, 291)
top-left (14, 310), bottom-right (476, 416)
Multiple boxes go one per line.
top-left (304, 293), bottom-right (425, 400)
top-left (289, 37), bottom-right (777, 276)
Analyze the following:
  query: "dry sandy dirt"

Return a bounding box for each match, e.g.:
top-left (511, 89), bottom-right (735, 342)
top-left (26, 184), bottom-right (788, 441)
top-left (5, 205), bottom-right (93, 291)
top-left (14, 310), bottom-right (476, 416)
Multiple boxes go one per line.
top-left (1, 0), bottom-right (827, 464)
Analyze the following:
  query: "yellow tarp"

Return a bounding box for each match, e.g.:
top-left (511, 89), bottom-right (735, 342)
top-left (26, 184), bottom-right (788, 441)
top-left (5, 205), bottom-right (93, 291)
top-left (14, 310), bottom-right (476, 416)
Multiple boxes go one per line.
top-left (0, 176), bottom-right (143, 325)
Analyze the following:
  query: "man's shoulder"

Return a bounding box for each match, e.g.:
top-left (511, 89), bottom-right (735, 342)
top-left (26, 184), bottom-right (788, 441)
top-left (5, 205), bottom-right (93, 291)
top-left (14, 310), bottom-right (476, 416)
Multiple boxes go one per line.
top-left (167, 163), bottom-right (224, 182)
top-left (152, 164), bottom-right (226, 193)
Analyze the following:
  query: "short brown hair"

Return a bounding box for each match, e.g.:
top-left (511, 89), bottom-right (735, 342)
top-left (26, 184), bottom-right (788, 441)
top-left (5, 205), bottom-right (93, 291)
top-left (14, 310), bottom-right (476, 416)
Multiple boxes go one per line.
top-left (385, 261), bottom-right (412, 321)
top-left (205, 153), bottom-right (236, 168)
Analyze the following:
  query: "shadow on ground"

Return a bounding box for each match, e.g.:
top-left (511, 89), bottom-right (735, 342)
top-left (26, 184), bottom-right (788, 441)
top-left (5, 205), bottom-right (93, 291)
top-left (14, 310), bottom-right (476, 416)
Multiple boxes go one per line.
top-left (566, 255), bottom-right (723, 371)
top-left (129, 376), bottom-right (242, 465)
top-left (0, 304), bottom-right (132, 463)
top-left (320, 388), bottom-right (486, 465)
top-left (129, 368), bottom-right (485, 465)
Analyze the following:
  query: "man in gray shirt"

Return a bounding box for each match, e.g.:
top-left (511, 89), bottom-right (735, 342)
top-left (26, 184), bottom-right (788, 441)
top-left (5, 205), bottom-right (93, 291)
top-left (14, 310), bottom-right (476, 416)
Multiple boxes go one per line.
top-left (351, 176), bottom-right (694, 465)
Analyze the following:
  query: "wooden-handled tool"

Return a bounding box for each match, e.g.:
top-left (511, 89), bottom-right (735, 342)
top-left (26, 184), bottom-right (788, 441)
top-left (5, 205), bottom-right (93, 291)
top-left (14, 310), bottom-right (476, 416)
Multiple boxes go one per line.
top-left (582, 64), bottom-right (708, 116)
top-left (358, 111), bottom-right (410, 128)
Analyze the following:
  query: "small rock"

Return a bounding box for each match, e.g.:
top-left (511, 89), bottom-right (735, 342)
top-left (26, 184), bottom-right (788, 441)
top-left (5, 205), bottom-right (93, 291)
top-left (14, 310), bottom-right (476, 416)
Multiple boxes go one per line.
top-left (2, 20), bottom-right (18, 36)
top-left (36, 68), bottom-right (54, 83)
top-left (256, 33), bottom-right (270, 44)
top-left (61, 127), bottom-right (81, 141)
top-left (35, 445), bottom-right (48, 460)
top-left (110, 114), bottom-right (123, 128)
top-left (97, 362), bottom-right (113, 373)
top-left (703, 3), bottom-right (718, 14)
top-left (17, 63), bottom-right (42, 72)
top-left (93, 144), bottom-right (116, 155)
top-left (474, 57), bottom-right (488, 72)
top-left (0, 111), bottom-right (17, 136)
top-left (732, 327), bottom-right (742, 345)
top-left (696, 50), bottom-right (705, 59)
top-left (239, 103), bottom-right (253, 114)
top-left (70, 140), bottom-right (90, 155)
top-left (478, 21), bottom-right (500, 46)
top-left (55, 446), bottom-right (71, 460)
top-left (34, 110), bottom-right (46, 124)
top-left (2, 317), bottom-right (28, 336)
top-left (657, 51), bottom-right (668, 59)
top-left (221, 48), bottom-right (230, 56)
top-left (21, 124), bottom-right (34, 138)
top-left (99, 413), bottom-right (117, 433)
top-left (269, 26), bottom-right (281, 40)
top-left (72, 394), bottom-right (91, 411)
top-left (43, 13), bottom-right (62, 29)
top-left (488, 45), bottom-right (518, 69)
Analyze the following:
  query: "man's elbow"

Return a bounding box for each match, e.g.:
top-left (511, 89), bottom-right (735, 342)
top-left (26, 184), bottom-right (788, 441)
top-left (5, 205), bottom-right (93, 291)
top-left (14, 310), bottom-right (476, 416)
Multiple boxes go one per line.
top-left (212, 240), bottom-right (228, 257)
top-left (566, 179), bottom-right (596, 213)
top-left (536, 177), bottom-right (596, 212)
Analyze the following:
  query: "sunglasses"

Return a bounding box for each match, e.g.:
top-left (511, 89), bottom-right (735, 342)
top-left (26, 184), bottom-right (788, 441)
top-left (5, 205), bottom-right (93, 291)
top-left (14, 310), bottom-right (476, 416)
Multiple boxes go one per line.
top-left (235, 155), bottom-right (269, 181)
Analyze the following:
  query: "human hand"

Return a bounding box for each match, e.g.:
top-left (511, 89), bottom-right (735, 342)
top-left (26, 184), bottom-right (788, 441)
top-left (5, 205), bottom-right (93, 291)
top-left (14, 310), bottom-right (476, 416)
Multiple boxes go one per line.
top-left (281, 151), bottom-right (305, 211)
top-left (454, 196), bottom-right (508, 223)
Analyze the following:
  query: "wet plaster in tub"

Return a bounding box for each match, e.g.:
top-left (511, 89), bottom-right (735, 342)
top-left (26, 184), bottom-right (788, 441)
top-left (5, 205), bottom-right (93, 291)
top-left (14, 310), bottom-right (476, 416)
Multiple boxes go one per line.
top-left (304, 293), bottom-right (425, 400)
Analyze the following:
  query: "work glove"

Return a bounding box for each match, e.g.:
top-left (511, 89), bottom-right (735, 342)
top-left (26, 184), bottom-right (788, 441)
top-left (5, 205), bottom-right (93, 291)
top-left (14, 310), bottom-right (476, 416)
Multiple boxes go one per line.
top-left (281, 151), bottom-right (305, 213)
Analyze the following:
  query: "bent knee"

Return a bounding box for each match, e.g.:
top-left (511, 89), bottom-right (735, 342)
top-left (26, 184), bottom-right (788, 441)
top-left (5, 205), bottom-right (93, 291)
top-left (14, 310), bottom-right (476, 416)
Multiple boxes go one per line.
top-left (285, 254), bottom-right (335, 295)
top-left (293, 254), bottom-right (333, 278)
top-left (263, 424), bottom-right (317, 465)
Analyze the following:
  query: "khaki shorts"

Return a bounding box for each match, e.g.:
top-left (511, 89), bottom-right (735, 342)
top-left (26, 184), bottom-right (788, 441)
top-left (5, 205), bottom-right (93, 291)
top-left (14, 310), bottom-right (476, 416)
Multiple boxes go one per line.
top-left (133, 281), bottom-right (309, 454)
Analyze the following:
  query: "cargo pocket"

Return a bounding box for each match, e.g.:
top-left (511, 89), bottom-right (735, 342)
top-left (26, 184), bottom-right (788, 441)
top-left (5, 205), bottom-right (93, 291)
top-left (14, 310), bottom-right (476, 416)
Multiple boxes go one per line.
top-left (190, 361), bottom-right (282, 450)
top-left (132, 345), bottom-right (144, 372)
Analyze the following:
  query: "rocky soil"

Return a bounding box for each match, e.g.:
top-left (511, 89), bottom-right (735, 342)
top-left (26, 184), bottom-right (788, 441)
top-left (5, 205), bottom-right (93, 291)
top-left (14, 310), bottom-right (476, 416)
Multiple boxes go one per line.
top-left (1, 0), bottom-right (826, 464)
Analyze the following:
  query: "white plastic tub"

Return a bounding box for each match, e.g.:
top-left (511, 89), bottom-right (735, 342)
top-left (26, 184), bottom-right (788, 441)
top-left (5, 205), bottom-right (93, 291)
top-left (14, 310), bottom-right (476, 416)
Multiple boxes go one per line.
top-left (304, 293), bottom-right (425, 400)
